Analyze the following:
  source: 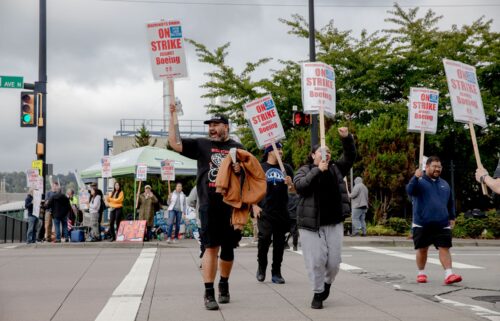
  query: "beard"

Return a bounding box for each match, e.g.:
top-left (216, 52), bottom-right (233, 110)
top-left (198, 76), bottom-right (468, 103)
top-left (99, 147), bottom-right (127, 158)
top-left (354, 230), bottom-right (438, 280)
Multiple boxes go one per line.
top-left (209, 129), bottom-right (228, 142)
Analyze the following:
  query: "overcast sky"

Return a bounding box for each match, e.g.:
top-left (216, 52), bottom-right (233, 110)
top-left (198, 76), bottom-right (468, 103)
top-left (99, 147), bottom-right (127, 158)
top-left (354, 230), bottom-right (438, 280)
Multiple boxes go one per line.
top-left (0, 0), bottom-right (498, 174)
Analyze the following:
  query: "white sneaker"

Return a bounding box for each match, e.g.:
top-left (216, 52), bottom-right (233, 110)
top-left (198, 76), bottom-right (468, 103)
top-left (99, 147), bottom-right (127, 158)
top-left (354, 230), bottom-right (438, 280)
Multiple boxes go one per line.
top-left (172, 239), bottom-right (178, 244)
top-left (166, 238), bottom-right (171, 244)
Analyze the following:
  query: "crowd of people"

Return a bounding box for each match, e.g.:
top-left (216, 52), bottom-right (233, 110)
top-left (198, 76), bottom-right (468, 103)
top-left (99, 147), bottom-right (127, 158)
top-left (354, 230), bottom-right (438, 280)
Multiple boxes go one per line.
top-left (24, 106), bottom-right (499, 311)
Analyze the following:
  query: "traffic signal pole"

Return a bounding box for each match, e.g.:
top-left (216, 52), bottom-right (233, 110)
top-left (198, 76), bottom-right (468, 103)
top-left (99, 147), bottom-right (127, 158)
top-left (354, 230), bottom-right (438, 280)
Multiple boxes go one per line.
top-left (35, 0), bottom-right (47, 197)
top-left (309, 0), bottom-right (319, 147)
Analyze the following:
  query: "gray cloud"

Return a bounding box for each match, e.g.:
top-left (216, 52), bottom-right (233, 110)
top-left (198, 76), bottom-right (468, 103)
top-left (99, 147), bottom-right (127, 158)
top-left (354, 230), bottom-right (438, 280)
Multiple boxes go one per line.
top-left (0, 0), bottom-right (498, 173)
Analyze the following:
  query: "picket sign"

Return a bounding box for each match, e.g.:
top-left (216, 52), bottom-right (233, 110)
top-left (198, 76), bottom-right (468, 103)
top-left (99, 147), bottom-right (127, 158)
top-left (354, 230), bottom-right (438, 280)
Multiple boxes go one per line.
top-left (443, 59), bottom-right (488, 195)
top-left (407, 87), bottom-right (439, 169)
top-left (243, 95), bottom-right (287, 173)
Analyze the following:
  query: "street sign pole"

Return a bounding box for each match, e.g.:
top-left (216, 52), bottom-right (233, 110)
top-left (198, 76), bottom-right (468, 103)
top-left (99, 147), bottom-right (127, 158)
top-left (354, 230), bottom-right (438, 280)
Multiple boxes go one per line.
top-left (309, 0), bottom-right (319, 147)
top-left (36, 0), bottom-right (48, 197)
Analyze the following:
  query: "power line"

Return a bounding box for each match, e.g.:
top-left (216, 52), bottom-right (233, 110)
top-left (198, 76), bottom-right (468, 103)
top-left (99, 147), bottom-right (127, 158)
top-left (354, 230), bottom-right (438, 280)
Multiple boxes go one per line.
top-left (101, 0), bottom-right (500, 8)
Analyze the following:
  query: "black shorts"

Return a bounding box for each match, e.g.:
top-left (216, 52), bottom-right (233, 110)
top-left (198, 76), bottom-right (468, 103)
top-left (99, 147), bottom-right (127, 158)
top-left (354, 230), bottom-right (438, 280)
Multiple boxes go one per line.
top-left (412, 225), bottom-right (452, 249)
top-left (199, 193), bottom-right (241, 248)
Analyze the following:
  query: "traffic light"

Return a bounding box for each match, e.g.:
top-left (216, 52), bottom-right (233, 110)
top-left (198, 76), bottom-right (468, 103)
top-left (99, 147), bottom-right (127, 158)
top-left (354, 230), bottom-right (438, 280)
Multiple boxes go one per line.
top-left (292, 111), bottom-right (311, 127)
top-left (20, 91), bottom-right (36, 127)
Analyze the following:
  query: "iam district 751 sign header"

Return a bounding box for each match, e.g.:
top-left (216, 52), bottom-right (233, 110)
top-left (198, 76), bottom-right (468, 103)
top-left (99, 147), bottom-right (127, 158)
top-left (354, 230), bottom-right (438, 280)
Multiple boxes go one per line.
top-left (146, 20), bottom-right (188, 80)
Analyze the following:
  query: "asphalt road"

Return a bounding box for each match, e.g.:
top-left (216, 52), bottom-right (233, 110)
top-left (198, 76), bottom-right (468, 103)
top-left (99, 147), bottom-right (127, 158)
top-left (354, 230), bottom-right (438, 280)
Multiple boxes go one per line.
top-left (0, 239), bottom-right (499, 321)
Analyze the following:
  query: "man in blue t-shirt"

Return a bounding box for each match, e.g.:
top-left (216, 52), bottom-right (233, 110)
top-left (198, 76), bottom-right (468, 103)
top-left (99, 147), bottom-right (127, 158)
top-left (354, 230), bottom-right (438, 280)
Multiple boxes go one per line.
top-left (407, 156), bottom-right (462, 285)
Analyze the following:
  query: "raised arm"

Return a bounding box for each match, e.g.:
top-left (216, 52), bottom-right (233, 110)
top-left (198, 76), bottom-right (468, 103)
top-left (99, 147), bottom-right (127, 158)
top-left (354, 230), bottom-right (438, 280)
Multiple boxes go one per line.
top-left (168, 103), bottom-right (183, 153)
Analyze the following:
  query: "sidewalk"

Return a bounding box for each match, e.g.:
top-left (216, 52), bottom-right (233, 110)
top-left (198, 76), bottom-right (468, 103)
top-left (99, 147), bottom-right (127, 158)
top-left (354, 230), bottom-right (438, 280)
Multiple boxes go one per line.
top-left (16, 235), bottom-right (500, 249)
top-left (1, 239), bottom-right (492, 321)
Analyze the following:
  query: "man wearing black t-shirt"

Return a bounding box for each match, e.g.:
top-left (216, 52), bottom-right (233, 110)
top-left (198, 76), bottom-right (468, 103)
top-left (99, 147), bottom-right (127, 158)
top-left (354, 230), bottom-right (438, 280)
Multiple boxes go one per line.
top-left (169, 105), bottom-right (243, 311)
top-left (253, 142), bottom-right (294, 284)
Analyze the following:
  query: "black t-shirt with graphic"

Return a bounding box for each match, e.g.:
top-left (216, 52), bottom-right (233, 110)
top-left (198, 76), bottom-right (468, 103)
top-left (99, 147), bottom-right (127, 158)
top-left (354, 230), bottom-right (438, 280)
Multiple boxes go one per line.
top-left (259, 162), bottom-right (294, 222)
top-left (180, 137), bottom-right (243, 209)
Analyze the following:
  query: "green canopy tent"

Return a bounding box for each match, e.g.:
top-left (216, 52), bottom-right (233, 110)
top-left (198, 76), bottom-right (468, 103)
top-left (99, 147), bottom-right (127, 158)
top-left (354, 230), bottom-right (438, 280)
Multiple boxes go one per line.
top-left (80, 146), bottom-right (197, 214)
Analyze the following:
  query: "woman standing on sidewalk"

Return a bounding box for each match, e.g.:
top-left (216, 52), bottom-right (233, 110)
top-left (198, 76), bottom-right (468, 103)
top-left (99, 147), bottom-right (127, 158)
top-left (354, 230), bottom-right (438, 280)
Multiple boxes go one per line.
top-left (107, 182), bottom-right (124, 241)
top-left (293, 127), bottom-right (356, 309)
top-left (88, 187), bottom-right (101, 242)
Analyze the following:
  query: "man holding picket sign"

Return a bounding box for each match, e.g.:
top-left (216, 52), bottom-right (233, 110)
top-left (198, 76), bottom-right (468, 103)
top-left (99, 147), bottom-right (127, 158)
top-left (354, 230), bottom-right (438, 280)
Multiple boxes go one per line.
top-left (296, 62), bottom-right (357, 309)
top-left (243, 95), bottom-right (292, 284)
top-left (169, 108), bottom-right (244, 311)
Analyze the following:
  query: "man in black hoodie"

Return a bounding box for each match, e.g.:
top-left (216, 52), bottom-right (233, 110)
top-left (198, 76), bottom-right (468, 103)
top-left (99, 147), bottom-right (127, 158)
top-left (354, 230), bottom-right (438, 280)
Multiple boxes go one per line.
top-left (45, 182), bottom-right (71, 243)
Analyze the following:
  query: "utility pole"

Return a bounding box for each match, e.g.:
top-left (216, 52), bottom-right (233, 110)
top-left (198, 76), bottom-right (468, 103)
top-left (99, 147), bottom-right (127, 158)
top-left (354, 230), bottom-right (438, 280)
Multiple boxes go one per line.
top-left (35, 0), bottom-right (47, 197)
top-left (309, 0), bottom-right (319, 147)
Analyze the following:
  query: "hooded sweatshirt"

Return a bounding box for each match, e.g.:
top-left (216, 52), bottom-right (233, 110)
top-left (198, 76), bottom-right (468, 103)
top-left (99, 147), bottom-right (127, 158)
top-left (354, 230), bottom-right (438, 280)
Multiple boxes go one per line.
top-left (350, 177), bottom-right (369, 209)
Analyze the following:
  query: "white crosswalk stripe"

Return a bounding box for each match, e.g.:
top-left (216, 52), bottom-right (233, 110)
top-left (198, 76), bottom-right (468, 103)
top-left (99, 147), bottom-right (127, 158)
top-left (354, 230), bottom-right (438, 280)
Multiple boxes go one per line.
top-left (291, 249), bottom-right (363, 271)
top-left (352, 246), bottom-right (484, 269)
top-left (95, 248), bottom-right (157, 321)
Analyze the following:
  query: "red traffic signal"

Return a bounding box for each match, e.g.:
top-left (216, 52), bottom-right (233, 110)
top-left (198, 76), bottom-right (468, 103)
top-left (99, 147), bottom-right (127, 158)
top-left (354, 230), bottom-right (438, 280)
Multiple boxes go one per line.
top-left (293, 111), bottom-right (311, 126)
top-left (20, 92), bottom-right (36, 127)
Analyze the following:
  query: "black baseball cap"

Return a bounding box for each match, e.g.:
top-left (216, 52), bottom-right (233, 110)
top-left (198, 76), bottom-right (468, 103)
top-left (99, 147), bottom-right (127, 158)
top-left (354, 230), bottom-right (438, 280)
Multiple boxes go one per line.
top-left (204, 114), bottom-right (229, 125)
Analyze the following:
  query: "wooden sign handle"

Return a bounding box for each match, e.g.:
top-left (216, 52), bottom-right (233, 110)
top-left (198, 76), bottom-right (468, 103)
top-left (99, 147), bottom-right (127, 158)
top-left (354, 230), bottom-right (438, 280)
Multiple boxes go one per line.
top-left (135, 180), bottom-right (142, 215)
top-left (469, 122), bottom-right (488, 195)
top-left (419, 129), bottom-right (425, 170)
top-left (319, 106), bottom-right (327, 161)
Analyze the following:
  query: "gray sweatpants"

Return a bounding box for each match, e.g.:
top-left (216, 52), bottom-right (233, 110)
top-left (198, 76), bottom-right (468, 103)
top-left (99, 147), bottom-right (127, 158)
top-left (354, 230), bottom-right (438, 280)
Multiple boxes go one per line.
top-left (299, 223), bottom-right (343, 293)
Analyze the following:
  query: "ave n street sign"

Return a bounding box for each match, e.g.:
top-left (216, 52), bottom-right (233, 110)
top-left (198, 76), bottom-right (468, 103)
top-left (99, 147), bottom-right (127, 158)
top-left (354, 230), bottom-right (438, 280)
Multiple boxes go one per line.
top-left (0, 76), bottom-right (24, 89)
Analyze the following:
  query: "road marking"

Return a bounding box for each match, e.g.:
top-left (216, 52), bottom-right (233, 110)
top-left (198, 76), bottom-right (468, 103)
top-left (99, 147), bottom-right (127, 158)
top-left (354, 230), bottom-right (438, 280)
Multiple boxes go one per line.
top-left (352, 247), bottom-right (483, 269)
top-left (292, 249), bottom-right (363, 271)
top-left (436, 296), bottom-right (500, 321)
top-left (95, 248), bottom-right (157, 321)
top-left (0, 245), bottom-right (18, 249)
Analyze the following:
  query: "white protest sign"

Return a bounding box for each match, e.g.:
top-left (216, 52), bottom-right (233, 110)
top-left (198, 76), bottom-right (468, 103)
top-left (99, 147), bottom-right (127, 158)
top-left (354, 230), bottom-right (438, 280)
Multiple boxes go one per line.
top-left (443, 59), bottom-right (487, 127)
top-left (301, 62), bottom-right (336, 117)
top-left (243, 95), bottom-right (286, 149)
top-left (146, 19), bottom-right (188, 80)
top-left (408, 87), bottom-right (439, 134)
top-left (26, 169), bottom-right (39, 189)
top-left (32, 190), bottom-right (42, 218)
top-left (79, 190), bottom-right (90, 210)
top-left (35, 176), bottom-right (43, 191)
top-left (136, 163), bottom-right (148, 181)
top-left (161, 159), bottom-right (175, 181)
top-left (101, 156), bottom-right (112, 178)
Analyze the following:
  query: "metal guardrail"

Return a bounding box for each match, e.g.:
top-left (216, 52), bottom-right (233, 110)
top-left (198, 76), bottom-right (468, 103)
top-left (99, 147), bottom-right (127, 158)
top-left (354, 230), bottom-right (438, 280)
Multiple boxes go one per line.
top-left (0, 214), bottom-right (27, 243)
top-left (117, 119), bottom-right (207, 137)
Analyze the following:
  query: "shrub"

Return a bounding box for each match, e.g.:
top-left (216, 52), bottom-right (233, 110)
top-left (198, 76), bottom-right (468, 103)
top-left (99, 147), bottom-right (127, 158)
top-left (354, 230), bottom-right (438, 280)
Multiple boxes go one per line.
top-left (367, 225), bottom-right (397, 236)
top-left (386, 217), bottom-right (410, 235)
top-left (454, 213), bottom-right (486, 238)
top-left (242, 216), bottom-right (254, 237)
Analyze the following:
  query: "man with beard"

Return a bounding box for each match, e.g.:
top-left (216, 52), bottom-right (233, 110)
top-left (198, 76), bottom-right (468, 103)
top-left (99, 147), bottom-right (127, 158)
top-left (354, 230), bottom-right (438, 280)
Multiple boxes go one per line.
top-left (168, 105), bottom-right (243, 311)
top-left (407, 156), bottom-right (462, 285)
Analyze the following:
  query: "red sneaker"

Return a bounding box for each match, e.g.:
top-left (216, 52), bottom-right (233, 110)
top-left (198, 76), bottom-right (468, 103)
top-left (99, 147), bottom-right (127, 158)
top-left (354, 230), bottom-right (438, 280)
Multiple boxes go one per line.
top-left (416, 274), bottom-right (427, 283)
top-left (444, 273), bottom-right (462, 285)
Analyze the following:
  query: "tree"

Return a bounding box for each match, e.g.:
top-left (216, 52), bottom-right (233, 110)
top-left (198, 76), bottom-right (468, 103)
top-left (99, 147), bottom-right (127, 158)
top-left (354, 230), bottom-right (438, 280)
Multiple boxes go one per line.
top-left (187, 4), bottom-right (500, 214)
top-left (134, 124), bottom-right (157, 148)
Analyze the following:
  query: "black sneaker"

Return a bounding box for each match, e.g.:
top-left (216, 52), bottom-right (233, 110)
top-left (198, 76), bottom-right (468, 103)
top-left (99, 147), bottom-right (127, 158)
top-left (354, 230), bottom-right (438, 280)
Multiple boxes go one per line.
top-left (311, 293), bottom-right (323, 309)
top-left (256, 266), bottom-right (266, 282)
top-left (271, 273), bottom-right (285, 284)
top-left (319, 283), bottom-right (331, 301)
top-left (204, 289), bottom-right (219, 310)
top-left (218, 282), bottom-right (230, 304)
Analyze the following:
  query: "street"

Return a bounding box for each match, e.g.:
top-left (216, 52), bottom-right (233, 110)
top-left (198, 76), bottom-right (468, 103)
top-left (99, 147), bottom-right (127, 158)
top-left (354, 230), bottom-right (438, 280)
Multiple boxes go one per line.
top-left (0, 239), bottom-right (499, 321)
